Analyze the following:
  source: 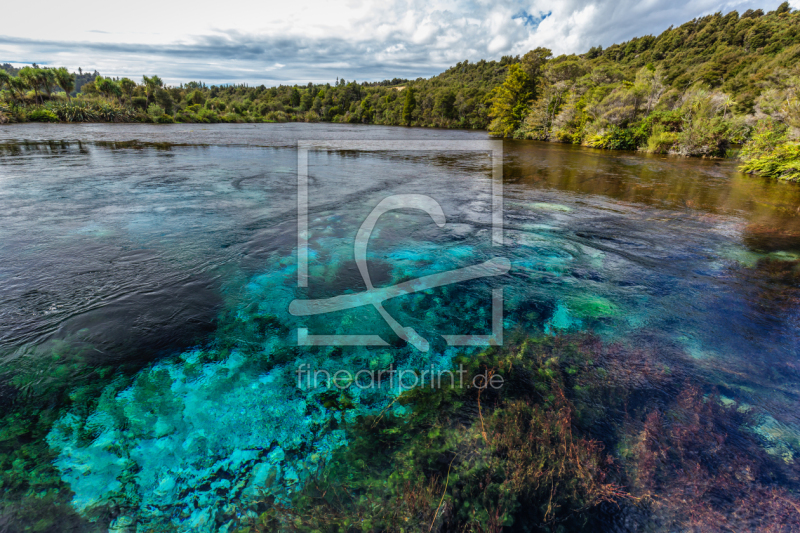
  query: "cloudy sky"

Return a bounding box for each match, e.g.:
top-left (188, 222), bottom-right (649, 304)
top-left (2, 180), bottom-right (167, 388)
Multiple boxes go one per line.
top-left (1, 0), bottom-right (795, 86)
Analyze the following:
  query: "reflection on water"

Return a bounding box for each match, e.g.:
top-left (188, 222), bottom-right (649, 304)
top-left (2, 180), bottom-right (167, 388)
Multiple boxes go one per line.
top-left (0, 124), bottom-right (798, 531)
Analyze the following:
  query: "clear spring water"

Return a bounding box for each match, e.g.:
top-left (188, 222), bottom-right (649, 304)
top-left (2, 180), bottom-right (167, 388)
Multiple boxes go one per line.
top-left (0, 123), bottom-right (799, 531)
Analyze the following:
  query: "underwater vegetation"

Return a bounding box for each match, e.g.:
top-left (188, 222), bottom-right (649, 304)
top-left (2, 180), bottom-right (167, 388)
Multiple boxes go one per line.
top-left (249, 332), bottom-right (800, 533)
top-left (1, 138), bottom-right (799, 532)
top-left (3, 220), bottom-right (800, 532)
top-left (254, 336), bottom-right (627, 533)
top-left (0, 336), bottom-right (149, 532)
top-left (623, 384), bottom-right (800, 532)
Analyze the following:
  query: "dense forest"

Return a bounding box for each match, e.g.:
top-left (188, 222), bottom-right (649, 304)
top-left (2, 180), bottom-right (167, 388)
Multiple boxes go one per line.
top-left (1, 3), bottom-right (799, 179)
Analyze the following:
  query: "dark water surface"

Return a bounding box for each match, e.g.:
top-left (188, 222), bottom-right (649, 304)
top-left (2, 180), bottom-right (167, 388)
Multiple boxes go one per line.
top-left (1, 123), bottom-right (799, 531)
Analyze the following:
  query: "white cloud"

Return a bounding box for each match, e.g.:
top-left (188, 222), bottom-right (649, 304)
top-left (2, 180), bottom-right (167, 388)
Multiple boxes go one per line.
top-left (0, 0), bottom-right (790, 85)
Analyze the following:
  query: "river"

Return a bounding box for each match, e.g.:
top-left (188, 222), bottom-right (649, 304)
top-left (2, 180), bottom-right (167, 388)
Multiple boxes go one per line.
top-left (0, 123), bottom-right (798, 531)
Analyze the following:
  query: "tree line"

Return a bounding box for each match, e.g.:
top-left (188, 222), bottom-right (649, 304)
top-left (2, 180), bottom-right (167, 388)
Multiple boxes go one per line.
top-left (485, 2), bottom-right (800, 179)
top-left (1, 3), bottom-right (798, 179)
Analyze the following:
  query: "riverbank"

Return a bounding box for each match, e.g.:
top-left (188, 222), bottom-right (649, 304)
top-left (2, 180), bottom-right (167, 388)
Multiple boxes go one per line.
top-left (3, 114), bottom-right (798, 183)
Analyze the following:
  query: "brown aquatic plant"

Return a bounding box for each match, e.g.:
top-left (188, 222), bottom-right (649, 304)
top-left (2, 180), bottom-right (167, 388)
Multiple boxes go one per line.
top-left (624, 384), bottom-right (800, 532)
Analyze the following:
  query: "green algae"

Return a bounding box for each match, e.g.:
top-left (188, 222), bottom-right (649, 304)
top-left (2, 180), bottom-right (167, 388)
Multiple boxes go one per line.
top-left (567, 294), bottom-right (620, 319)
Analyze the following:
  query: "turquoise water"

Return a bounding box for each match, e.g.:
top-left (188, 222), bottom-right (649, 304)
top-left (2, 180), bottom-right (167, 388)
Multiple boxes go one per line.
top-left (0, 124), bottom-right (799, 531)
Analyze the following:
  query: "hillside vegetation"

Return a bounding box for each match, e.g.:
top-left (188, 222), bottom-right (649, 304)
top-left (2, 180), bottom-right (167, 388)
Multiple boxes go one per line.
top-left (491, 2), bottom-right (800, 180)
top-left (1, 3), bottom-right (799, 179)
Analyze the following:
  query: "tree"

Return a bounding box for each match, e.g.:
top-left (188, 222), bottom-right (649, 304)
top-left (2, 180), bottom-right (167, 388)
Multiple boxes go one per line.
top-left (300, 90), bottom-right (313, 111)
top-left (0, 69), bottom-right (9, 93)
top-left (18, 67), bottom-right (41, 103)
top-left (39, 69), bottom-right (55, 100)
top-left (488, 64), bottom-right (534, 137)
top-left (402, 87), bottom-right (416, 125)
top-left (8, 76), bottom-right (28, 102)
top-left (119, 78), bottom-right (136, 103)
top-left (94, 76), bottom-right (122, 102)
top-left (53, 68), bottom-right (75, 101)
top-left (722, 94), bottom-right (736, 118)
top-left (185, 89), bottom-right (204, 106)
top-left (520, 47), bottom-right (552, 96)
top-left (154, 88), bottom-right (173, 115)
top-left (142, 75), bottom-right (163, 106)
top-left (434, 90), bottom-right (456, 120)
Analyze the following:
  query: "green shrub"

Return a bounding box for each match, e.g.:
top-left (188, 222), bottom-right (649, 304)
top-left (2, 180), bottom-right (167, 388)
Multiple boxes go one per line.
top-left (303, 110), bottom-right (320, 122)
top-left (645, 124), bottom-right (678, 153)
top-left (674, 115), bottom-right (731, 157)
top-left (185, 89), bottom-right (205, 106)
top-left (94, 102), bottom-right (129, 122)
top-left (327, 105), bottom-right (342, 119)
top-left (221, 112), bottom-right (242, 123)
top-left (264, 110), bottom-right (289, 122)
top-left (585, 126), bottom-right (640, 150)
top-left (131, 97), bottom-right (147, 111)
top-left (47, 102), bottom-right (95, 122)
top-left (739, 118), bottom-right (788, 160)
top-left (738, 119), bottom-right (800, 180)
top-left (740, 141), bottom-right (800, 181)
top-left (146, 103), bottom-right (165, 120)
top-left (28, 108), bottom-right (59, 123)
top-left (196, 108), bottom-right (218, 123)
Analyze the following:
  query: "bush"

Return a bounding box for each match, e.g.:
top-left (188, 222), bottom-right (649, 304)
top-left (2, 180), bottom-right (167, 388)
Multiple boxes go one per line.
top-left (185, 90), bottom-right (205, 106)
top-left (303, 110), bottom-right (320, 122)
top-left (740, 118), bottom-right (788, 160)
top-left (645, 124), bottom-right (678, 153)
top-left (221, 112), bottom-right (243, 123)
top-left (28, 108), bottom-right (59, 123)
top-left (674, 115), bottom-right (731, 157)
top-left (131, 97), bottom-right (147, 111)
top-left (154, 88), bottom-right (173, 115)
top-left (738, 119), bottom-right (800, 180)
top-left (47, 102), bottom-right (95, 122)
top-left (740, 141), bottom-right (800, 181)
top-left (146, 103), bottom-right (165, 120)
top-left (585, 126), bottom-right (640, 150)
top-left (264, 110), bottom-right (289, 122)
top-left (45, 101), bottom-right (135, 123)
top-left (327, 105), bottom-right (342, 119)
top-left (197, 108), bottom-right (219, 123)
